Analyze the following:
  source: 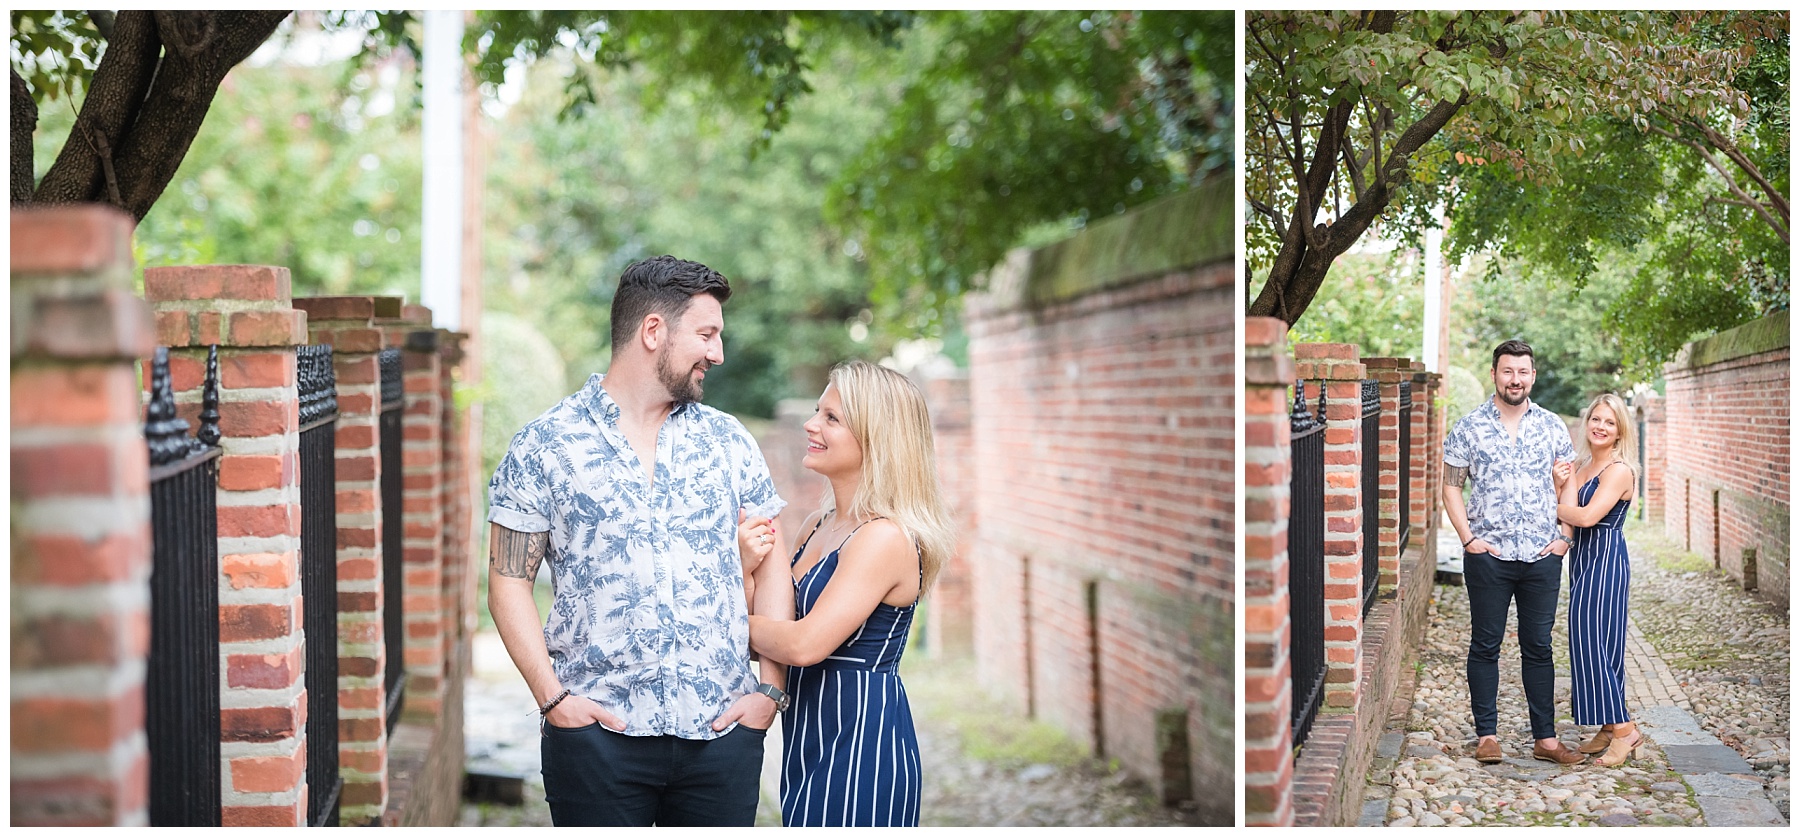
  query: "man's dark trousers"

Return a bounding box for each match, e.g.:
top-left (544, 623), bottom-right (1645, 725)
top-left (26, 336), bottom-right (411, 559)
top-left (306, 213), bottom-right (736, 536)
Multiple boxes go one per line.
top-left (540, 721), bottom-right (767, 825)
top-left (1465, 549), bottom-right (1562, 741)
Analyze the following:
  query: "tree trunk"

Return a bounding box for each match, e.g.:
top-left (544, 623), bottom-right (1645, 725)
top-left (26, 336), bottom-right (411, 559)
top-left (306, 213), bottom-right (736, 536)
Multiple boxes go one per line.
top-left (34, 10), bottom-right (164, 206)
top-left (11, 69), bottom-right (36, 205)
top-left (28, 10), bottom-right (290, 220)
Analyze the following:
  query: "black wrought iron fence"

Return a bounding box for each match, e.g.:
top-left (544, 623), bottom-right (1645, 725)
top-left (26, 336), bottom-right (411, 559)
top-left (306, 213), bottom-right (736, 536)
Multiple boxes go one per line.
top-left (1288, 380), bottom-right (1326, 754)
top-left (1397, 380), bottom-right (1413, 555)
top-left (1360, 379), bottom-right (1380, 616)
top-left (145, 346), bottom-right (223, 827)
top-left (379, 347), bottom-right (406, 735)
top-left (298, 344), bottom-right (341, 827)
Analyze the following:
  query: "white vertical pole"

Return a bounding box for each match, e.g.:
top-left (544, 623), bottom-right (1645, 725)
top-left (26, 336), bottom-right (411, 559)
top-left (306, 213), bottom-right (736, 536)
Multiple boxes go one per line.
top-left (421, 10), bottom-right (464, 331)
top-left (1421, 202), bottom-right (1445, 372)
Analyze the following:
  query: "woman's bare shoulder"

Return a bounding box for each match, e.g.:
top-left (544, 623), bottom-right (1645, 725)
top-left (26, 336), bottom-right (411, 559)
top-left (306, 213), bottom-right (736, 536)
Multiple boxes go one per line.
top-left (839, 519), bottom-right (914, 566)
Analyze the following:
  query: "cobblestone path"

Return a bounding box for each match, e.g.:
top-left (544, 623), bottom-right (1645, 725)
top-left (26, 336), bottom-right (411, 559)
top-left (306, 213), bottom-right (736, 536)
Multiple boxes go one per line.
top-left (1363, 519), bottom-right (1787, 827)
top-left (458, 635), bottom-right (1196, 826)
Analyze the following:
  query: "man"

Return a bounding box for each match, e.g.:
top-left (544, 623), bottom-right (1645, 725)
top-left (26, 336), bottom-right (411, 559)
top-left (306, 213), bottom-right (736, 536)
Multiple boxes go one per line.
top-left (1441, 339), bottom-right (1583, 766)
top-left (486, 255), bottom-right (790, 825)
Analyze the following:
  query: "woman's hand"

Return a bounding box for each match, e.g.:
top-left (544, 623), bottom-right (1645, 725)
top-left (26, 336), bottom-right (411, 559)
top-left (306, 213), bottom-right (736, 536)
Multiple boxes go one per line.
top-left (738, 508), bottom-right (777, 577)
top-left (1551, 459), bottom-right (1574, 491)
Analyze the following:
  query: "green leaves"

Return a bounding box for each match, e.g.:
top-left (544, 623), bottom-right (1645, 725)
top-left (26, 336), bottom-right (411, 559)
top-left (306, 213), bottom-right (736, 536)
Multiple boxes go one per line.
top-left (10, 10), bottom-right (106, 102)
top-left (832, 11), bottom-right (1230, 325)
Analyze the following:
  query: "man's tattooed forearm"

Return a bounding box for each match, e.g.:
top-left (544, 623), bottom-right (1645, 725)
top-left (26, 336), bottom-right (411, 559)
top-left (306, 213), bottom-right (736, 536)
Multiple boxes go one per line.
top-left (1444, 464), bottom-right (1468, 487)
top-left (492, 529), bottom-right (549, 580)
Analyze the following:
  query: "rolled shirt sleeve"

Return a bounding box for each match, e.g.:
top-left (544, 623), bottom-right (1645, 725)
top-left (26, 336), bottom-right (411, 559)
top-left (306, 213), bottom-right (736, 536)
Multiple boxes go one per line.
top-left (1443, 416), bottom-right (1473, 469)
top-left (488, 427), bottom-right (553, 534)
top-left (730, 420), bottom-right (786, 520)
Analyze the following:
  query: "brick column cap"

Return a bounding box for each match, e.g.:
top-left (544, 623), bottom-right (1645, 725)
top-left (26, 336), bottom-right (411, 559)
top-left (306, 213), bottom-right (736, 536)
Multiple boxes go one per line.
top-left (436, 329), bottom-right (469, 364)
top-left (1294, 342), bottom-right (1357, 361)
top-left (294, 295), bottom-right (405, 322)
top-left (1295, 342), bottom-right (1365, 380)
top-left (145, 264), bottom-right (291, 304)
top-left (11, 205), bottom-right (135, 276)
top-left (1246, 318), bottom-right (1296, 386)
top-left (1296, 358), bottom-right (1366, 381)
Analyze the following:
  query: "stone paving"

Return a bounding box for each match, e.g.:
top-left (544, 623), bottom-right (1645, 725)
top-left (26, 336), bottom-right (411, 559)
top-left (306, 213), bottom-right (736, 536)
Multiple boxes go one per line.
top-left (1364, 519), bottom-right (1787, 827)
top-left (457, 633), bottom-right (1194, 826)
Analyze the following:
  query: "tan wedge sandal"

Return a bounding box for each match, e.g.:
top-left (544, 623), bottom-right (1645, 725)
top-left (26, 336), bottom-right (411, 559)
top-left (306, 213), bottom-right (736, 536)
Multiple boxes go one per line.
top-left (1595, 730), bottom-right (1643, 767)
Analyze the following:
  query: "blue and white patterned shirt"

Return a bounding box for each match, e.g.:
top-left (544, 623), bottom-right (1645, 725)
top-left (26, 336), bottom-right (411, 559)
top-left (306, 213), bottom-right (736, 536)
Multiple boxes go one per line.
top-left (1443, 397), bottom-right (1575, 563)
top-left (487, 374), bottom-right (785, 739)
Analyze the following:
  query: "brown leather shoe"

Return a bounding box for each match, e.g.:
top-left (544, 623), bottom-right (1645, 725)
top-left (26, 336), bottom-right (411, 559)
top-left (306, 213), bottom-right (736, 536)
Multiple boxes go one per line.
top-left (1474, 737), bottom-right (1503, 763)
top-left (1578, 729), bottom-right (1614, 755)
top-left (1533, 741), bottom-right (1585, 765)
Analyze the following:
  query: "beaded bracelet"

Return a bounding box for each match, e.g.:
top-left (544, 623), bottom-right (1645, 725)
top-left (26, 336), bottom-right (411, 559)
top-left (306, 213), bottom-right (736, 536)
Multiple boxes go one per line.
top-left (535, 688), bottom-right (572, 717)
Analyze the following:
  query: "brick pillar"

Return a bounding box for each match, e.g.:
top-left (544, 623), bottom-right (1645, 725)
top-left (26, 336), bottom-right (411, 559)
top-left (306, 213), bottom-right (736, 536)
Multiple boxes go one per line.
top-left (1293, 343), bottom-right (1366, 710)
top-left (146, 264), bottom-right (310, 826)
top-left (394, 311), bottom-right (445, 718)
top-left (1635, 392), bottom-right (1666, 521)
top-left (1243, 317), bottom-right (1296, 826)
top-left (11, 207), bottom-right (156, 826)
top-left (436, 330), bottom-right (472, 761)
top-left (1408, 365), bottom-right (1435, 570)
top-left (920, 368), bottom-right (975, 658)
top-left (1364, 358), bottom-right (1411, 589)
top-left (294, 295), bottom-right (403, 823)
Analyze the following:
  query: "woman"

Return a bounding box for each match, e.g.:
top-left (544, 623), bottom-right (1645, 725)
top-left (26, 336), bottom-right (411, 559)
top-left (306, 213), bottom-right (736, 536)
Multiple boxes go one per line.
top-left (1552, 393), bottom-right (1641, 767)
top-left (743, 360), bottom-right (955, 826)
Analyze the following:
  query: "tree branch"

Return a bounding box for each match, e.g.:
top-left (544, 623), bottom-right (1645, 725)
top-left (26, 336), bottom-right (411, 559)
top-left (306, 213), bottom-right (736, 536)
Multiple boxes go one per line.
top-left (1247, 196), bottom-right (1287, 231)
top-left (1648, 122), bottom-right (1788, 244)
top-left (108, 11), bottom-right (291, 220)
top-left (88, 10), bottom-right (117, 40)
top-left (34, 11), bottom-right (163, 205)
top-left (1686, 117), bottom-right (1789, 223)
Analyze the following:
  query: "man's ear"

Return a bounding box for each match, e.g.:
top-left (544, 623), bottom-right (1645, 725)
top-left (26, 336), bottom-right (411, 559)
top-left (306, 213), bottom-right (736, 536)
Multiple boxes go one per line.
top-left (640, 312), bottom-right (666, 352)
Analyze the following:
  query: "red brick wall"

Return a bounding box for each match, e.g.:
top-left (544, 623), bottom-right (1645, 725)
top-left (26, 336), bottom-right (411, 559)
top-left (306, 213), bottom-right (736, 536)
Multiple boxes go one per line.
top-left (1636, 393), bottom-right (1666, 521)
top-left (919, 370), bottom-right (974, 657)
top-left (964, 254), bottom-right (1234, 820)
top-left (11, 206), bottom-right (157, 826)
top-left (1661, 315), bottom-right (1789, 606)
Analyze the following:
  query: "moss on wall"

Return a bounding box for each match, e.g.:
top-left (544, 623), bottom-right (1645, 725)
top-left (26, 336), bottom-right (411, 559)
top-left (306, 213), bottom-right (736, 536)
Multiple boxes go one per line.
top-left (1675, 312), bottom-right (1789, 370)
top-left (985, 177), bottom-right (1231, 312)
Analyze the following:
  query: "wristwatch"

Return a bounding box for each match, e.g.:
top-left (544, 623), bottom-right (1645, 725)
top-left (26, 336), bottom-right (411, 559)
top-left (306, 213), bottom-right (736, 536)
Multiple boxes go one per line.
top-left (755, 683), bottom-right (790, 712)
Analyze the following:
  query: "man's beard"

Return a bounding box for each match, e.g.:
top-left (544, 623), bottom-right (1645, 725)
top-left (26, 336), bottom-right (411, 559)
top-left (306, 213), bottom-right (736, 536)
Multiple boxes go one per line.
top-left (1496, 385), bottom-right (1528, 407)
top-left (657, 349), bottom-right (705, 405)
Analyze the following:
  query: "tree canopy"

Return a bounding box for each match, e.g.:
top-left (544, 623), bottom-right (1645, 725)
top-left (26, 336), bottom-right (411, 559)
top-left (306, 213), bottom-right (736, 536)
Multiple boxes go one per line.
top-left (1245, 9), bottom-right (1786, 368)
top-left (15, 10), bottom-right (1229, 336)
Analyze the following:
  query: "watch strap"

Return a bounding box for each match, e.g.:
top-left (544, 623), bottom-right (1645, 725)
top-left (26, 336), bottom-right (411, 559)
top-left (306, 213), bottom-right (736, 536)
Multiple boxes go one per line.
top-left (755, 682), bottom-right (789, 711)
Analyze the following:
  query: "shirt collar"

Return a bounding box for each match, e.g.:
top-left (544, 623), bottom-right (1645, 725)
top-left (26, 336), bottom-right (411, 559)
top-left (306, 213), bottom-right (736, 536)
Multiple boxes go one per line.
top-left (1480, 395), bottom-right (1539, 422)
top-left (580, 373), bottom-right (695, 432)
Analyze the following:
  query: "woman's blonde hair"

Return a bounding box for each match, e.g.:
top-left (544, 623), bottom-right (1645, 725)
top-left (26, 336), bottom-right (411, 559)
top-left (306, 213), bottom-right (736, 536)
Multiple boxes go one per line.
top-left (1577, 393), bottom-right (1639, 481)
top-left (820, 359), bottom-right (957, 596)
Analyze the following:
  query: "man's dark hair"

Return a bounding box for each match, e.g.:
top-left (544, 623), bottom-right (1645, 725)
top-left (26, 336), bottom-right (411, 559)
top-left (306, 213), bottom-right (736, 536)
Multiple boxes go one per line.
top-left (609, 255), bottom-right (731, 351)
top-left (1491, 339), bottom-right (1535, 369)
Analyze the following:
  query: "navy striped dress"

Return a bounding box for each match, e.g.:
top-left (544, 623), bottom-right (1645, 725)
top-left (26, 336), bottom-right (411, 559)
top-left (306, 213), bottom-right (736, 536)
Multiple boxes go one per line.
top-left (780, 519), bottom-right (922, 827)
top-left (1568, 467), bottom-right (1632, 726)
